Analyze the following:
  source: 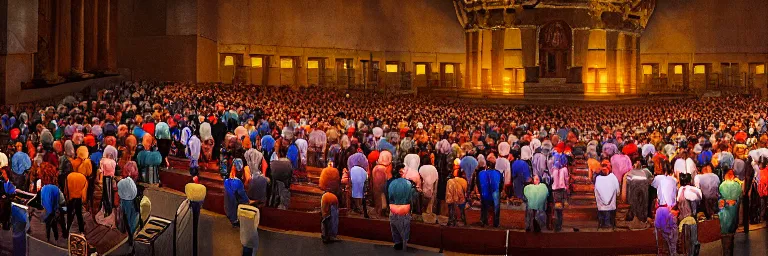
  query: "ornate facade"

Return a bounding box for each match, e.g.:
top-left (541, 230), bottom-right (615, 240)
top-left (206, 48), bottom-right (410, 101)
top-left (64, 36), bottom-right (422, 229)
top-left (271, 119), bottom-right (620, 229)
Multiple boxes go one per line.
top-left (454, 0), bottom-right (656, 96)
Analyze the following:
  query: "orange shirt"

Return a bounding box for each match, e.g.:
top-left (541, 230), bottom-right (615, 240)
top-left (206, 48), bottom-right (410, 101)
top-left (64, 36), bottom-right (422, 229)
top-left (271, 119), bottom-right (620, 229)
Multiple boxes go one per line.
top-left (70, 157), bottom-right (83, 172)
top-left (320, 192), bottom-right (339, 217)
top-left (759, 167), bottom-right (768, 197)
top-left (67, 172), bottom-right (88, 201)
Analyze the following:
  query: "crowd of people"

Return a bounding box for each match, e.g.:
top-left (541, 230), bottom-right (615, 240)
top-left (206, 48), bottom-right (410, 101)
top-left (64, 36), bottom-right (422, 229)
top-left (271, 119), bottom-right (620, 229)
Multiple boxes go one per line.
top-left (0, 81), bottom-right (767, 255)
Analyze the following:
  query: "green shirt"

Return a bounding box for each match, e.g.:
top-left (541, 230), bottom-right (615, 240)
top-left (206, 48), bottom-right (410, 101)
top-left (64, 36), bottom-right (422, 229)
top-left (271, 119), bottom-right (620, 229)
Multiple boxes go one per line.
top-left (524, 183), bottom-right (549, 210)
top-left (719, 180), bottom-right (742, 201)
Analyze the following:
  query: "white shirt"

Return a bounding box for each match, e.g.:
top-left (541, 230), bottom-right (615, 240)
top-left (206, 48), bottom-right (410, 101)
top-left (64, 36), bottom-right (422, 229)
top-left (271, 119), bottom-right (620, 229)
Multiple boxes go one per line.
top-left (677, 185), bottom-right (703, 202)
top-left (595, 173), bottom-right (620, 211)
top-left (652, 175), bottom-right (678, 207)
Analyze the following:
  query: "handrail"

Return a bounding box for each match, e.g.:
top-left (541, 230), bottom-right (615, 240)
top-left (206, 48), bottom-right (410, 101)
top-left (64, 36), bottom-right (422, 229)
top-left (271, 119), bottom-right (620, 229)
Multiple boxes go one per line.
top-left (173, 199), bottom-right (191, 256)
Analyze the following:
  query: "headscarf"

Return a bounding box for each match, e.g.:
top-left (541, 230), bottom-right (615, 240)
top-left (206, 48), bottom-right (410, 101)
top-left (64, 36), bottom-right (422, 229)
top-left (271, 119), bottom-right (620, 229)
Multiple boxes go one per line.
top-left (233, 158), bottom-right (245, 173)
top-left (104, 145), bottom-right (118, 160)
top-left (372, 127), bottom-right (383, 138)
top-left (118, 177), bottom-right (138, 200)
top-left (460, 156), bottom-right (478, 183)
top-left (520, 145), bottom-right (532, 161)
top-left (0, 152), bottom-right (7, 169)
top-left (65, 140), bottom-right (75, 157)
top-left (641, 144), bottom-right (656, 158)
top-left (261, 135), bottom-right (275, 153)
top-left (377, 150), bottom-right (393, 166)
top-left (76, 146), bottom-right (89, 160)
top-left (235, 126), bottom-right (248, 141)
top-left (123, 161), bottom-right (139, 181)
top-left (347, 152), bottom-right (368, 171)
top-left (53, 141), bottom-right (63, 154)
top-left (155, 122), bottom-right (171, 140)
top-left (498, 142), bottom-right (510, 157)
top-left (11, 152), bottom-right (32, 175)
top-left (199, 122), bottom-right (212, 141)
top-left (404, 154), bottom-right (421, 175)
top-left (142, 133), bottom-right (154, 150)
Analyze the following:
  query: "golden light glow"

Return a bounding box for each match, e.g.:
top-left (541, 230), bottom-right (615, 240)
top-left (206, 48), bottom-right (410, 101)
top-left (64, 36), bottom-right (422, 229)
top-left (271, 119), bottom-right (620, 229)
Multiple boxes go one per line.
top-left (416, 64), bottom-right (426, 75)
top-left (693, 65), bottom-right (705, 74)
top-left (343, 62), bottom-right (349, 69)
top-left (599, 69), bottom-right (608, 94)
top-left (445, 64), bottom-right (454, 74)
top-left (280, 58), bottom-right (293, 69)
top-left (386, 64), bottom-right (398, 73)
top-left (250, 57), bottom-right (262, 68)
top-left (674, 65), bottom-right (683, 75)
top-left (642, 65), bottom-right (653, 75)
top-left (224, 56), bottom-right (234, 66)
top-left (756, 64), bottom-right (765, 75)
top-left (307, 60), bottom-right (319, 69)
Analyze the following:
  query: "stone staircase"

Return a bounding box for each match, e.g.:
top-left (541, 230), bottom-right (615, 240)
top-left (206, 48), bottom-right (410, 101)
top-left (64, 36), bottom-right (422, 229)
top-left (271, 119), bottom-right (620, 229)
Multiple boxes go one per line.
top-left (569, 157), bottom-right (596, 206)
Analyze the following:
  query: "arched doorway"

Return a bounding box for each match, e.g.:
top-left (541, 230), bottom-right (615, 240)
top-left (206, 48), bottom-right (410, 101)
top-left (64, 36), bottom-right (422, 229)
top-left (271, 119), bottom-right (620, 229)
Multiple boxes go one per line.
top-left (539, 21), bottom-right (572, 78)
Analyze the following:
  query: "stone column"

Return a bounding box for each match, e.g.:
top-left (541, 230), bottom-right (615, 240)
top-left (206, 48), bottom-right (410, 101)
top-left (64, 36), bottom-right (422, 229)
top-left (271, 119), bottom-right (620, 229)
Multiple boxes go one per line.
top-left (465, 31), bottom-right (473, 89)
top-left (97, 0), bottom-right (110, 71)
top-left (632, 35), bottom-right (640, 94)
top-left (470, 31), bottom-right (482, 89)
top-left (108, 0), bottom-right (118, 71)
top-left (84, 0), bottom-right (98, 71)
top-left (71, 0), bottom-right (85, 73)
top-left (491, 29), bottom-right (505, 91)
top-left (520, 27), bottom-right (538, 83)
top-left (57, 0), bottom-right (72, 75)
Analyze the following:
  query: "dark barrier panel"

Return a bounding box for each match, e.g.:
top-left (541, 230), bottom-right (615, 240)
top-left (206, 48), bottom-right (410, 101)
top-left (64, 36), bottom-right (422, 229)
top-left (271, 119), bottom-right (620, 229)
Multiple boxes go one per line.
top-left (260, 207), bottom-right (321, 233)
top-left (441, 226), bottom-right (507, 255)
top-left (697, 219), bottom-right (721, 243)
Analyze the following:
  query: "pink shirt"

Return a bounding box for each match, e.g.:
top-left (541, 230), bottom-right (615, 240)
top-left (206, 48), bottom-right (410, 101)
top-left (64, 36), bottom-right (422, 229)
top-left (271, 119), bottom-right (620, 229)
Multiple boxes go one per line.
top-left (100, 158), bottom-right (117, 177)
top-left (551, 166), bottom-right (569, 190)
top-left (389, 204), bottom-right (411, 216)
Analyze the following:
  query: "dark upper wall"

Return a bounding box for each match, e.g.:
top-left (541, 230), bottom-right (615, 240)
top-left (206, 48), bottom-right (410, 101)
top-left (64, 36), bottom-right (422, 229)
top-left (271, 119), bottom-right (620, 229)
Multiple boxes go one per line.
top-left (217, 0), bottom-right (465, 53)
top-left (118, 0), bottom-right (212, 82)
top-left (641, 0), bottom-right (768, 54)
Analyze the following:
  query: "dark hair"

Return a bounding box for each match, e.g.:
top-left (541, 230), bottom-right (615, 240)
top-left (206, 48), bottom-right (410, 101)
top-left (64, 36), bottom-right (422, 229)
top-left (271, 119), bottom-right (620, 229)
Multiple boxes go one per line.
top-left (679, 173), bottom-right (692, 186)
top-left (392, 163), bottom-right (405, 178)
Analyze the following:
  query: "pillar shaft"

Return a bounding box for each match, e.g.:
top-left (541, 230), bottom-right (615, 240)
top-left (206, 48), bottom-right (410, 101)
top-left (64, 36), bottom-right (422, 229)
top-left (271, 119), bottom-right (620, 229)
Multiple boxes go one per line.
top-left (97, 0), bottom-right (110, 70)
top-left (84, 0), bottom-right (98, 71)
top-left (71, 0), bottom-right (85, 73)
top-left (57, 0), bottom-right (72, 75)
top-left (491, 29), bottom-right (506, 91)
top-left (464, 31), bottom-right (473, 89)
top-left (108, 0), bottom-right (118, 71)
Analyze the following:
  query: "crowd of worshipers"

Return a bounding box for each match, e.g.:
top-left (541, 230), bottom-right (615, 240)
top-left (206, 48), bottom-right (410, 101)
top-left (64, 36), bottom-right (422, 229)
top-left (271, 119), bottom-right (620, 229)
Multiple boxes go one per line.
top-left (0, 81), bottom-right (767, 255)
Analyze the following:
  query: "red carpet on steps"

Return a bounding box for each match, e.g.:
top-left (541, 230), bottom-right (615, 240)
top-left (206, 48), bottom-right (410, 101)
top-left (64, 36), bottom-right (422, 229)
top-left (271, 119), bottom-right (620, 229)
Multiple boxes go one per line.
top-left (159, 168), bottom-right (722, 255)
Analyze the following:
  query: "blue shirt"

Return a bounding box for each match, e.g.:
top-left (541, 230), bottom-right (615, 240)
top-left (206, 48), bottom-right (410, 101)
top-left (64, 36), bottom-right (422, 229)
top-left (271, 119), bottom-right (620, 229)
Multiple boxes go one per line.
top-left (350, 166), bottom-right (367, 199)
top-left (478, 169), bottom-right (502, 202)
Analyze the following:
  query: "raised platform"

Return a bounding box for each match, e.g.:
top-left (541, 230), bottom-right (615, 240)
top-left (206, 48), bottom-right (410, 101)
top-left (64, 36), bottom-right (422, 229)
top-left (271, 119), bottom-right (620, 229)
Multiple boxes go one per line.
top-left (159, 157), bottom-right (723, 255)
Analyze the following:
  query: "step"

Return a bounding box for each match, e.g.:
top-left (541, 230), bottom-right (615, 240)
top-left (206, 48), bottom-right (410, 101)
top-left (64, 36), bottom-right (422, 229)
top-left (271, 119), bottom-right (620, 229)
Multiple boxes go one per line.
top-left (570, 175), bottom-right (591, 184)
top-left (307, 174), bottom-right (320, 184)
top-left (307, 166), bottom-right (323, 176)
top-left (571, 169), bottom-right (590, 176)
top-left (571, 183), bottom-right (594, 193)
top-left (291, 183), bottom-right (325, 196)
top-left (570, 193), bottom-right (596, 201)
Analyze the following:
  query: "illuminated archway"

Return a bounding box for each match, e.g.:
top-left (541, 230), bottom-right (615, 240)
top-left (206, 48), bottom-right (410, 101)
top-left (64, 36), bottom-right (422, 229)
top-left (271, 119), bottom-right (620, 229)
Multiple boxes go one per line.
top-left (539, 21), bottom-right (572, 78)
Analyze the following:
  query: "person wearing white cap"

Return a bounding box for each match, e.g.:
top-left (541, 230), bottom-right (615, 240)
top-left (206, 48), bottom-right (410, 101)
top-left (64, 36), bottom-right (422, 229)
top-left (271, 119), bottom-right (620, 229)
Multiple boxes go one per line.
top-left (496, 142), bottom-right (512, 201)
